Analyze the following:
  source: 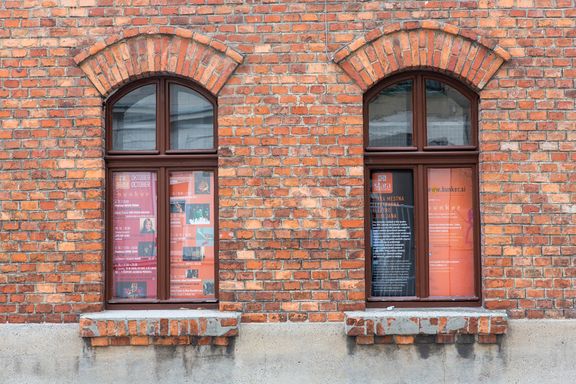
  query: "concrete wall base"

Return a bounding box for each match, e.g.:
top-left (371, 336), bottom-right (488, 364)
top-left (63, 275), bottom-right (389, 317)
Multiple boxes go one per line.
top-left (1, 320), bottom-right (574, 384)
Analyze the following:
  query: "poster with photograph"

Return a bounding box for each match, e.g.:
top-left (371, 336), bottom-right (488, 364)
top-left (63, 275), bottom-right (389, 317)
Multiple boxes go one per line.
top-left (427, 168), bottom-right (475, 297)
top-left (186, 204), bottom-right (210, 225)
top-left (111, 171), bottom-right (157, 299)
top-left (169, 171), bottom-right (215, 299)
top-left (194, 172), bottom-right (211, 195)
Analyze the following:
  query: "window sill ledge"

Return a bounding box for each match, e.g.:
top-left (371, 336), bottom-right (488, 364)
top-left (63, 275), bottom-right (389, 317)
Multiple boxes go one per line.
top-left (345, 308), bottom-right (508, 345)
top-left (79, 310), bottom-right (240, 347)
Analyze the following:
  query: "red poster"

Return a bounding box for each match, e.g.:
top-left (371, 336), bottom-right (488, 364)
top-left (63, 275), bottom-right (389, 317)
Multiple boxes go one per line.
top-left (372, 172), bottom-right (393, 194)
top-left (428, 168), bottom-right (475, 297)
top-left (111, 172), bottom-right (157, 299)
top-left (169, 171), bottom-right (215, 299)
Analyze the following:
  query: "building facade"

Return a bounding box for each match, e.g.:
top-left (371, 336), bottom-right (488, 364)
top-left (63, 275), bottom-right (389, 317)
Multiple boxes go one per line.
top-left (1, 1), bottom-right (576, 382)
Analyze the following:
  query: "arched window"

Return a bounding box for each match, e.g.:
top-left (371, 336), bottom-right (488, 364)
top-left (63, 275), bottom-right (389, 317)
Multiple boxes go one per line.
top-left (364, 71), bottom-right (480, 307)
top-left (105, 77), bottom-right (217, 308)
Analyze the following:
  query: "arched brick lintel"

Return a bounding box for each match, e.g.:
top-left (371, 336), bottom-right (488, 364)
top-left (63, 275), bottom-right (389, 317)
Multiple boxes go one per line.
top-left (333, 21), bottom-right (511, 92)
top-left (74, 27), bottom-right (244, 97)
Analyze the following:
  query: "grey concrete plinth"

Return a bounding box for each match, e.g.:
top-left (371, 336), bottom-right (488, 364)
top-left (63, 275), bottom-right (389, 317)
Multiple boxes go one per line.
top-left (1, 320), bottom-right (575, 384)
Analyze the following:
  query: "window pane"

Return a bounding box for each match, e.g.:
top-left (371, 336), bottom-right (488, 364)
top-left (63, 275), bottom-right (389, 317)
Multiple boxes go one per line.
top-left (426, 80), bottom-right (471, 146)
top-left (169, 171), bottom-right (215, 299)
top-left (112, 85), bottom-right (156, 150)
top-left (170, 84), bottom-right (214, 150)
top-left (368, 80), bottom-right (413, 147)
top-left (111, 172), bottom-right (157, 299)
top-left (428, 168), bottom-right (475, 297)
top-left (370, 170), bottom-right (416, 297)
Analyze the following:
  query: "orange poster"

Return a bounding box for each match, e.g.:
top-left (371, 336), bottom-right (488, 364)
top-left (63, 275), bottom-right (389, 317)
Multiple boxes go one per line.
top-left (427, 168), bottom-right (475, 297)
top-left (169, 171), bottom-right (215, 299)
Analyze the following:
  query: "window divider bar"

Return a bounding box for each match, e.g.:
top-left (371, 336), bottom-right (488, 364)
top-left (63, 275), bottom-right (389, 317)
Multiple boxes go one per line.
top-left (364, 166), bottom-right (373, 300)
top-left (105, 169), bottom-right (112, 303)
top-left (413, 165), bottom-right (424, 298)
top-left (473, 164), bottom-right (482, 301)
top-left (157, 167), bottom-right (168, 301)
top-left (415, 74), bottom-right (425, 150)
top-left (158, 79), bottom-right (167, 154)
top-left (421, 165), bottom-right (430, 298)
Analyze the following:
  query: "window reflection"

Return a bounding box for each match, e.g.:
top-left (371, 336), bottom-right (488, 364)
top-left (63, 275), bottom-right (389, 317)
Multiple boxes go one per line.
top-left (112, 85), bottom-right (156, 150)
top-left (170, 84), bottom-right (214, 150)
top-left (426, 80), bottom-right (471, 146)
top-left (368, 80), bottom-right (413, 147)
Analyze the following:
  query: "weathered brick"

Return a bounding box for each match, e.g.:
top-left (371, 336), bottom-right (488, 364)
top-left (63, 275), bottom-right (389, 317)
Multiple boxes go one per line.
top-left (394, 336), bottom-right (415, 345)
top-left (356, 335), bottom-right (375, 345)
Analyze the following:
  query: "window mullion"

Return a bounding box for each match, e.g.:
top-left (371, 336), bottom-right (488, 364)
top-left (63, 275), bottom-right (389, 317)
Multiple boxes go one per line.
top-left (473, 164), bottom-right (481, 299)
top-left (154, 79), bottom-right (161, 153)
top-left (413, 164), bottom-right (424, 299)
top-left (420, 164), bottom-right (430, 299)
top-left (157, 167), bottom-right (167, 301)
top-left (414, 74), bottom-right (425, 150)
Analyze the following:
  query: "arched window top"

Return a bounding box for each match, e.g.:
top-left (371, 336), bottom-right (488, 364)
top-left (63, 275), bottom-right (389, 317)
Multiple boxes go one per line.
top-left (365, 71), bottom-right (478, 151)
top-left (107, 77), bottom-right (216, 154)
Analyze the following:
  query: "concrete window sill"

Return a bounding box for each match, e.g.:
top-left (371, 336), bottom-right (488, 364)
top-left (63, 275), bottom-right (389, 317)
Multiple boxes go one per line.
top-left (345, 308), bottom-right (508, 345)
top-left (79, 310), bottom-right (240, 347)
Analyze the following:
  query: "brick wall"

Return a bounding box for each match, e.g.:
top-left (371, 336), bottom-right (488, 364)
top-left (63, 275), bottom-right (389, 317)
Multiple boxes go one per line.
top-left (1, 0), bottom-right (575, 323)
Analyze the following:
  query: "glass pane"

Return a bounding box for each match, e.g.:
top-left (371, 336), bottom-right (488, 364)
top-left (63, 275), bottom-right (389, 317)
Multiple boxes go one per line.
top-left (112, 84), bottom-right (156, 150)
top-left (169, 171), bottom-right (215, 299)
top-left (111, 172), bottom-right (157, 299)
top-left (426, 80), bottom-right (471, 146)
top-left (370, 170), bottom-right (416, 297)
top-left (428, 168), bottom-right (475, 297)
top-left (368, 80), bottom-right (413, 147)
top-left (170, 84), bottom-right (214, 150)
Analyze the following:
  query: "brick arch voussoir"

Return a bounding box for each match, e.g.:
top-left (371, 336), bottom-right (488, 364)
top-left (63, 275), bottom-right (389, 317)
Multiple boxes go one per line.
top-left (333, 21), bottom-right (511, 92)
top-left (74, 27), bottom-right (244, 97)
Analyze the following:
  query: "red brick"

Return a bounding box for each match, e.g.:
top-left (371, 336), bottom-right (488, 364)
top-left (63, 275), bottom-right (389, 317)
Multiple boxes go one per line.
top-left (356, 335), bottom-right (375, 345)
top-left (394, 336), bottom-right (415, 345)
top-left (91, 337), bottom-right (110, 347)
top-left (130, 336), bottom-right (150, 346)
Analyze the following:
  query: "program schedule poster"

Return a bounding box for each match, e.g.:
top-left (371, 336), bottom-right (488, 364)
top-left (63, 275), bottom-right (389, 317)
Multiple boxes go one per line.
top-left (370, 170), bottom-right (416, 297)
top-left (169, 171), bottom-right (215, 300)
top-left (111, 172), bottom-right (158, 299)
top-left (427, 168), bottom-right (475, 297)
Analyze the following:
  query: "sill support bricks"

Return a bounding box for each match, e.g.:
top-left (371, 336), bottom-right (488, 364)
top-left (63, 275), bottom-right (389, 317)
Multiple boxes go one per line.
top-left (79, 310), bottom-right (240, 347)
top-left (345, 308), bottom-right (508, 345)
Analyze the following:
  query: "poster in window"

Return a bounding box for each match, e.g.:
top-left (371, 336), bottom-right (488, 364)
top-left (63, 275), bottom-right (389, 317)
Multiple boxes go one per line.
top-left (370, 171), bottom-right (416, 297)
top-left (428, 168), bottom-right (475, 297)
top-left (111, 171), bottom-right (157, 299)
top-left (169, 171), bottom-right (215, 299)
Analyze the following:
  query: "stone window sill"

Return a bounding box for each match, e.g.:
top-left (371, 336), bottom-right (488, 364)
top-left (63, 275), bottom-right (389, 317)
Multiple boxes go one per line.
top-left (79, 310), bottom-right (240, 347)
top-left (345, 308), bottom-right (508, 345)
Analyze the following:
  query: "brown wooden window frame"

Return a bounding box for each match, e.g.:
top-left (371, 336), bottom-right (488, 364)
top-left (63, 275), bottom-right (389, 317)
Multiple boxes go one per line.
top-left (364, 71), bottom-right (481, 308)
top-left (105, 76), bottom-right (218, 310)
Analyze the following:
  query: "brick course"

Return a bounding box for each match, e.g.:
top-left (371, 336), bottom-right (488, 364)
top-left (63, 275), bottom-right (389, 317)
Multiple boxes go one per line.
top-left (1, 1), bottom-right (575, 323)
